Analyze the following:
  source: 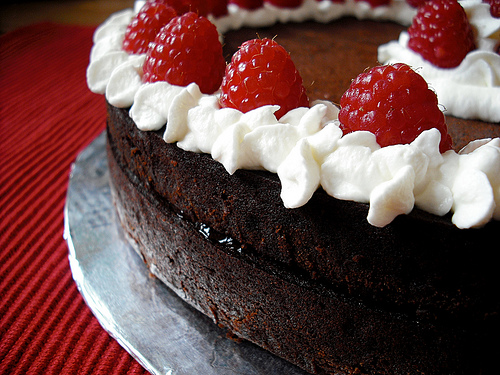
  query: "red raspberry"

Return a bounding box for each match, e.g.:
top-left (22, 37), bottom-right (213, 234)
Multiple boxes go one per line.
top-left (407, 0), bottom-right (476, 68)
top-left (122, 3), bottom-right (177, 54)
top-left (229, 0), bottom-right (264, 9)
top-left (142, 12), bottom-right (226, 94)
top-left (208, 0), bottom-right (229, 17)
top-left (483, 0), bottom-right (500, 18)
top-left (146, 0), bottom-right (207, 16)
top-left (339, 63), bottom-right (453, 153)
top-left (219, 38), bottom-right (309, 119)
top-left (405, 0), bottom-right (427, 7)
top-left (265, 0), bottom-right (303, 8)
top-left (147, 0), bottom-right (228, 17)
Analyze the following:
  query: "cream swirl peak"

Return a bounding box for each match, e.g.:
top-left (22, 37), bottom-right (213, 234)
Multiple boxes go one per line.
top-left (87, 0), bottom-right (500, 228)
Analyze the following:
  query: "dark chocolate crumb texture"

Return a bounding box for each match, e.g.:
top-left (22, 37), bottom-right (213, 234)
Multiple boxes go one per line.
top-left (107, 101), bottom-right (499, 374)
top-left (87, 1), bottom-right (500, 374)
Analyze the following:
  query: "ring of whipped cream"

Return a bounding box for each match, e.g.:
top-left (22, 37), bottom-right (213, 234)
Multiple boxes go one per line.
top-left (87, 0), bottom-right (500, 228)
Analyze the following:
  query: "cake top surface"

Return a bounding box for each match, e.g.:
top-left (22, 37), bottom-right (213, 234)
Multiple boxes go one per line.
top-left (87, 0), bottom-right (500, 229)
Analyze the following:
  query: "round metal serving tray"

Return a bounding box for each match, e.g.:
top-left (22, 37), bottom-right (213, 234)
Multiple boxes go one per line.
top-left (64, 132), bottom-right (307, 375)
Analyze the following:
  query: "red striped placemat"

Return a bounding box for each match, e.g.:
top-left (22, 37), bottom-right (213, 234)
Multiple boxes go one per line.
top-left (0, 22), bottom-right (149, 375)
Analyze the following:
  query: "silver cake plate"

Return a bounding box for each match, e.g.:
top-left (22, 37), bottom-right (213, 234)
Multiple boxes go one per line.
top-left (64, 132), bottom-right (308, 375)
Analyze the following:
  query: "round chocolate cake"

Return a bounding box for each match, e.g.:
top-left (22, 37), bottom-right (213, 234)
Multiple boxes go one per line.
top-left (88, 1), bottom-right (500, 374)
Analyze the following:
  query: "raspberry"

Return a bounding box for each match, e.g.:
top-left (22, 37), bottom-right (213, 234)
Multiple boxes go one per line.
top-left (146, 0), bottom-right (205, 15)
top-left (483, 0), bottom-right (500, 18)
top-left (265, 0), bottom-right (303, 8)
top-left (339, 63), bottom-right (453, 153)
top-left (405, 0), bottom-right (427, 7)
top-left (407, 0), bottom-right (476, 68)
top-left (229, 0), bottom-right (264, 9)
top-left (147, 0), bottom-right (228, 17)
top-left (122, 3), bottom-right (177, 54)
top-left (208, 0), bottom-right (229, 17)
top-left (219, 38), bottom-right (309, 119)
top-left (142, 12), bottom-right (226, 94)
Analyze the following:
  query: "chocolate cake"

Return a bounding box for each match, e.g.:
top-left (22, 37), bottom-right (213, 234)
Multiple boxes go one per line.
top-left (107, 103), bottom-right (500, 375)
top-left (88, 1), bottom-right (500, 374)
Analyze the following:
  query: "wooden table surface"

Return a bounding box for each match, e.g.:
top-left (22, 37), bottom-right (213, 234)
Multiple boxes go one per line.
top-left (0, 0), bottom-right (134, 34)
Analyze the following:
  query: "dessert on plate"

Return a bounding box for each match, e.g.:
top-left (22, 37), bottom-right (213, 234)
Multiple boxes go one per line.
top-left (87, 0), bottom-right (500, 373)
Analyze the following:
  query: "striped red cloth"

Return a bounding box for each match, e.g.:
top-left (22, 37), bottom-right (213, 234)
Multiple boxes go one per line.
top-left (0, 23), bottom-right (149, 375)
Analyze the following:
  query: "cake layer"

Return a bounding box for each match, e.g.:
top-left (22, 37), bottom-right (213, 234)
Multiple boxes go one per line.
top-left (107, 113), bottom-right (497, 374)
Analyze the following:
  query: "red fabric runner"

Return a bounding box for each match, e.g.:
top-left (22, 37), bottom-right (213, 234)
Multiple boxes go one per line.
top-left (0, 23), bottom-right (149, 374)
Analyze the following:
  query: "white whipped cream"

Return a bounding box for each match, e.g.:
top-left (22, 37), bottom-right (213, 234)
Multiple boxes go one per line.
top-left (87, 0), bottom-right (500, 228)
top-left (378, 1), bottom-right (500, 122)
top-left (215, 0), bottom-right (417, 33)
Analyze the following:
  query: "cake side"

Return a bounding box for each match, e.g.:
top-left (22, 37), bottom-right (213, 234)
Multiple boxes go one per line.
top-left (107, 123), bottom-right (497, 375)
top-left (107, 102), bottom-right (500, 330)
top-left (97, 3), bottom-right (500, 374)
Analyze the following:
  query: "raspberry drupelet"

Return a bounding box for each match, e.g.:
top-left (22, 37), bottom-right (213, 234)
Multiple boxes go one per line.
top-left (219, 38), bottom-right (309, 119)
